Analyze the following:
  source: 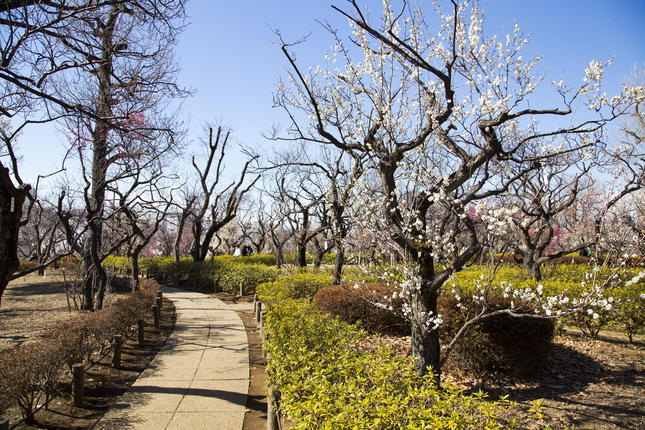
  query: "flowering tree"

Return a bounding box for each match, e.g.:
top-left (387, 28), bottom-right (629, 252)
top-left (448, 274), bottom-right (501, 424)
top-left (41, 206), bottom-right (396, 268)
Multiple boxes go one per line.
top-left (275, 0), bottom-right (642, 383)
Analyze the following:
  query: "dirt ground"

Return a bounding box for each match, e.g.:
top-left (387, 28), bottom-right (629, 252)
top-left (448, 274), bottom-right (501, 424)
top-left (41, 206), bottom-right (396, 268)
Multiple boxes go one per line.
top-left (365, 329), bottom-right (645, 429)
top-left (0, 271), bottom-right (131, 353)
top-left (0, 272), bottom-right (175, 429)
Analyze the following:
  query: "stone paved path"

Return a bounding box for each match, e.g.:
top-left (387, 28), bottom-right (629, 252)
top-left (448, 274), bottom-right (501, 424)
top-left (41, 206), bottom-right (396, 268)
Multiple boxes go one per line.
top-left (95, 286), bottom-right (249, 430)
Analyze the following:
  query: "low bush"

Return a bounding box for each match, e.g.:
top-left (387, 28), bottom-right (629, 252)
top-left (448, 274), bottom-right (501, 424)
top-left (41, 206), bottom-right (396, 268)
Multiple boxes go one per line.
top-left (265, 299), bottom-right (526, 429)
top-left (312, 282), bottom-right (554, 378)
top-left (257, 272), bottom-right (333, 302)
top-left (440, 296), bottom-right (555, 378)
top-left (0, 279), bottom-right (158, 421)
top-left (314, 283), bottom-right (409, 335)
top-left (0, 342), bottom-right (65, 424)
top-left (217, 263), bottom-right (280, 295)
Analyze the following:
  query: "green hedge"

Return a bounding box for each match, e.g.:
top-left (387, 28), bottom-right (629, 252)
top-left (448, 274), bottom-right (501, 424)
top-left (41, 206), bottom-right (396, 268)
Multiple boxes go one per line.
top-left (217, 263), bottom-right (280, 295)
top-left (264, 299), bottom-right (528, 429)
top-left (105, 256), bottom-right (281, 295)
top-left (258, 272), bottom-right (333, 302)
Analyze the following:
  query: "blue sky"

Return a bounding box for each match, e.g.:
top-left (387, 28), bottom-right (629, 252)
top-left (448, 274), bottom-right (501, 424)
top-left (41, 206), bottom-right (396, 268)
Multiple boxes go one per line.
top-left (16, 0), bottom-right (645, 187)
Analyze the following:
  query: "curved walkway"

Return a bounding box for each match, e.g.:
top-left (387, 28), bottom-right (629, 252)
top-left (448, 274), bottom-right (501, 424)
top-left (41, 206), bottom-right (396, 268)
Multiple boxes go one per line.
top-left (95, 286), bottom-right (249, 430)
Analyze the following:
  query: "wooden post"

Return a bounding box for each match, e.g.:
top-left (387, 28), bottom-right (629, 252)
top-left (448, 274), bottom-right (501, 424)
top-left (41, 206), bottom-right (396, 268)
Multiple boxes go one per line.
top-left (239, 281), bottom-right (243, 297)
top-left (156, 296), bottom-right (162, 311)
top-left (172, 307), bottom-right (176, 329)
top-left (0, 417), bottom-right (9, 430)
top-left (157, 290), bottom-right (163, 304)
top-left (259, 311), bottom-right (264, 331)
top-left (255, 301), bottom-right (262, 323)
top-left (112, 335), bottom-right (123, 369)
top-left (138, 318), bottom-right (145, 347)
top-left (267, 378), bottom-right (279, 430)
top-left (72, 363), bottom-right (84, 407)
top-left (152, 305), bottom-right (159, 328)
top-left (253, 294), bottom-right (258, 314)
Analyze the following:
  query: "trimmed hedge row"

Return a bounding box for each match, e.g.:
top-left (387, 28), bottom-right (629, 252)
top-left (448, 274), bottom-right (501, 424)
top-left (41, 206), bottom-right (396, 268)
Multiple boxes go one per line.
top-left (104, 256), bottom-right (281, 295)
top-left (0, 280), bottom-right (159, 423)
top-left (264, 299), bottom-right (530, 429)
top-left (452, 264), bottom-right (645, 342)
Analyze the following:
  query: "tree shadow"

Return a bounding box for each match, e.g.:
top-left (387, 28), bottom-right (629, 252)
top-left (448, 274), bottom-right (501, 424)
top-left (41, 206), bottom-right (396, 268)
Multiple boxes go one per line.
top-left (468, 343), bottom-right (645, 427)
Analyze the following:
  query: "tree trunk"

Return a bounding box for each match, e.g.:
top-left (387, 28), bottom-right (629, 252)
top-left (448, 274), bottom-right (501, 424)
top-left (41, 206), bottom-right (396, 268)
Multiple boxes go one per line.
top-left (0, 163), bottom-right (29, 308)
top-left (296, 242), bottom-right (307, 267)
top-left (409, 254), bottom-right (441, 386)
top-left (81, 241), bottom-right (95, 310)
top-left (332, 247), bottom-right (344, 286)
top-left (313, 238), bottom-right (324, 268)
top-left (523, 254), bottom-right (543, 281)
top-left (131, 251), bottom-right (140, 291)
top-left (275, 243), bottom-right (284, 268)
top-left (174, 209), bottom-right (190, 262)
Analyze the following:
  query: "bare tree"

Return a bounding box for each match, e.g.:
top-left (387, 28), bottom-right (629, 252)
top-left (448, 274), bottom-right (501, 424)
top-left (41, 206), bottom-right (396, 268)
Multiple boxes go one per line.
top-left (116, 180), bottom-right (173, 290)
top-left (185, 126), bottom-right (259, 262)
top-left (506, 154), bottom-right (598, 280)
top-left (54, 0), bottom-right (187, 310)
top-left (173, 193), bottom-right (195, 261)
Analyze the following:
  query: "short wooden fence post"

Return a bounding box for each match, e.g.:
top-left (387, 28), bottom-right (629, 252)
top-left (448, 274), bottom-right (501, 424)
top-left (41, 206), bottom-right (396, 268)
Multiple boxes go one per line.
top-left (0, 417), bottom-right (9, 430)
top-left (255, 301), bottom-right (262, 323)
top-left (239, 281), bottom-right (244, 297)
top-left (156, 296), bottom-right (162, 311)
top-left (253, 294), bottom-right (258, 314)
top-left (72, 363), bottom-right (84, 407)
top-left (138, 318), bottom-right (145, 346)
top-left (152, 304), bottom-right (159, 328)
top-left (112, 335), bottom-right (123, 369)
top-left (157, 291), bottom-right (163, 306)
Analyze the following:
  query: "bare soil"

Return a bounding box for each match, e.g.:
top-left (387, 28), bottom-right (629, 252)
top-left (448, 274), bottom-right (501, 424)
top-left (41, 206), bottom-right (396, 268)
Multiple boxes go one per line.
top-left (364, 330), bottom-right (645, 429)
top-left (0, 272), bottom-right (175, 429)
top-left (0, 271), bottom-right (131, 353)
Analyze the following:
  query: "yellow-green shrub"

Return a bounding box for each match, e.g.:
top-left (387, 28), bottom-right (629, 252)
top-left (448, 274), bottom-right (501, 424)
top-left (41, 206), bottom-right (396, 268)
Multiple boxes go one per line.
top-left (217, 263), bottom-right (280, 295)
top-left (257, 272), bottom-right (333, 302)
top-left (265, 300), bottom-right (524, 429)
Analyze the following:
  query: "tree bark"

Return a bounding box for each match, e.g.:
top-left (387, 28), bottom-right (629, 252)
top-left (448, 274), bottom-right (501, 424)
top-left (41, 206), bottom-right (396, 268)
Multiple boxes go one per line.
top-left (332, 246), bottom-right (344, 285)
top-left (409, 254), bottom-right (441, 386)
top-left (296, 241), bottom-right (307, 267)
top-left (0, 163), bottom-right (29, 308)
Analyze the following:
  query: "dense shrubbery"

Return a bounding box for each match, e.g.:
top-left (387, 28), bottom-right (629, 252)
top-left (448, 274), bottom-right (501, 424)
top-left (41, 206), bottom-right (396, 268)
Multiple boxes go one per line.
top-left (451, 264), bottom-right (644, 342)
top-left (217, 263), bottom-right (280, 295)
top-left (314, 283), bottom-right (408, 335)
top-left (105, 255), bottom-right (644, 341)
top-left (313, 283), bottom-right (554, 377)
top-left (0, 280), bottom-right (159, 422)
top-left (264, 299), bottom-right (526, 429)
top-left (258, 271), bottom-right (333, 302)
top-left (105, 255), bottom-right (280, 294)
top-left (439, 296), bottom-right (554, 378)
